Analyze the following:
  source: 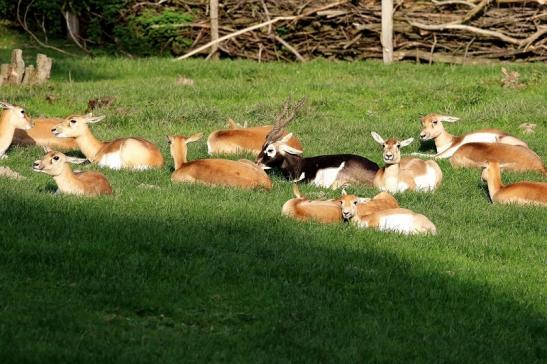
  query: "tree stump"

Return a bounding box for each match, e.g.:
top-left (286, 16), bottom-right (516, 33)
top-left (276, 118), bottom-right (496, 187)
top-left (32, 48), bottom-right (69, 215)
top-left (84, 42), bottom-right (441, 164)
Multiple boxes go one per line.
top-left (0, 49), bottom-right (52, 86)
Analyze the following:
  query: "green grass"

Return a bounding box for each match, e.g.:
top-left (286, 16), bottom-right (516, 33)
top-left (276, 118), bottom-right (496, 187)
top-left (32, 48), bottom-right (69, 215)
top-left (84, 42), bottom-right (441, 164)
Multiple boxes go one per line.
top-left (1, 31), bottom-right (546, 363)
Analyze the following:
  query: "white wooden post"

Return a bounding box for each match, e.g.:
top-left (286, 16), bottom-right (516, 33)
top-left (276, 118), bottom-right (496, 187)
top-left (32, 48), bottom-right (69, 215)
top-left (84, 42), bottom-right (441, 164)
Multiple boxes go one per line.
top-left (381, 0), bottom-right (393, 64)
top-left (210, 0), bottom-right (219, 59)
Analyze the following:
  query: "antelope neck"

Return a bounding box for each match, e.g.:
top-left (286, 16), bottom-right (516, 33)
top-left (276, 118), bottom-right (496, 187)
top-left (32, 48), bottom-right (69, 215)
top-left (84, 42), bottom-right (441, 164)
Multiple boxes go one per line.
top-left (173, 142), bottom-right (188, 170)
top-left (434, 130), bottom-right (455, 153)
top-left (0, 112), bottom-right (16, 153)
top-left (487, 165), bottom-right (503, 202)
top-left (75, 128), bottom-right (105, 161)
top-left (53, 164), bottom-right (81, 192)
top-left (280, 153), bottom-right (303, 180)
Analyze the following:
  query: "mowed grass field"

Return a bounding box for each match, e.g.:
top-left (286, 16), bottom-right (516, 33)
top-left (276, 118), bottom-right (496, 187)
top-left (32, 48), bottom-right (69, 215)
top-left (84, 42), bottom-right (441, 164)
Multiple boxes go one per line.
top-left (0, 42), bottom-right (546, 362)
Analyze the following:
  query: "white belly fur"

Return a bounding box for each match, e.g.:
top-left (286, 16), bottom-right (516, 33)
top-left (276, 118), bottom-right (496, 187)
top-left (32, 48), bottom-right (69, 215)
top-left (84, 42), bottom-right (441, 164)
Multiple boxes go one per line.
top-left (99, 152), bottom-right (123, 170)
top-left (413, 165), bottom-right (437, 191)
top-left (311, 162), bottom-right (345, 188)
top-left (378, 214), bottom-right (416, 235)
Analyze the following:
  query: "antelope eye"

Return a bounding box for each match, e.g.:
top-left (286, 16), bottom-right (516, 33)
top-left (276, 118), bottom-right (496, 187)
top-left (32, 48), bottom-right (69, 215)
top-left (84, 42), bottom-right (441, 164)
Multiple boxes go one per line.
top-left (397, 144), bottom-right (401, 148)
top-left (353, 200), bottom-right (358, 205)
top-left (70, 119), bottom-right (77, 124)
top-left (53, 156), bottom-right (60, 161)
top-left (433, 121), bottom-right (438, 125)
top-left (20, 110), bottom-right (25, 115)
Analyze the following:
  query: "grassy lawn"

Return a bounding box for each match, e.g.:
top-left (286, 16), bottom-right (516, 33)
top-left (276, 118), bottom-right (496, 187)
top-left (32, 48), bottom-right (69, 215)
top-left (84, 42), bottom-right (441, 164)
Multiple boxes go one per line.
top-left (0, 34), bottom-right (546, 362)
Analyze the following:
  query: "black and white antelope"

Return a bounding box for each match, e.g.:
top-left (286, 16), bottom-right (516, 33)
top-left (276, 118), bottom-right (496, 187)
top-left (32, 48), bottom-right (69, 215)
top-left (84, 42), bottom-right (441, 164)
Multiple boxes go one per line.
top-left (256, 98), bottom-right (379, 189)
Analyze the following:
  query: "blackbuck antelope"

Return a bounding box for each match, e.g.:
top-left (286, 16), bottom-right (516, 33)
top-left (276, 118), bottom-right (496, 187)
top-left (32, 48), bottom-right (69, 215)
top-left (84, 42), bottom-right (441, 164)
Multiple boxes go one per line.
top-left (339, 190), bottom-right (437, 235)
top-left (419, 113), bottom-right (528, 158)
top-left (14, 117), bottom-right (78, 151)
top-left (282, 184), bottom-right (342, 223)
top-left (371, 132), bottom-right (442, 193)
top-left (169, 133), bottom-right (272, 190)
top-left (417, 113), bottom-right (544, 172)
top-left (52, 114), bottom-right (164, 170)
top-left (207, 118), bottom-right (303, 156)
top-left (481, 161), bottom-right (547, 206)
top-left (256, 98), bottom-right (379, 189)
top-left (0, 101), bottom-right (33, 158)
top-left (33, 151), bottom-right (113, 196)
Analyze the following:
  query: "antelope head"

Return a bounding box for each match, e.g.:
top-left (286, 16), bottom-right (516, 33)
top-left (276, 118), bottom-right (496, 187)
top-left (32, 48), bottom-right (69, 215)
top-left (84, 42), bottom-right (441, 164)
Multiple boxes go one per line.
top-left (256, 97), bottom-right (306, 169)
top-left (0, 101), bottom-right (33, 130)
top-left (52, 113), bottom-right (105, 138)
top-left (419, 113), bottom-right (459, 141)
top-left (338, 189), bottom-right (370, 222)
top-left (371, 132), bottom-right (414, 165)
top-left (32, 151), bottom-right (85, 176)
top-left (167, 133), bottom-right (203, 169)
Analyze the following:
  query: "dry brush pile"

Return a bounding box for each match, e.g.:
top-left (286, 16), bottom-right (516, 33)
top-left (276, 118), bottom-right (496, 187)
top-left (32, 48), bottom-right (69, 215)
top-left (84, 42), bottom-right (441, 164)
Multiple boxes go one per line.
top-left (153, 0), bottom-right (546, 63)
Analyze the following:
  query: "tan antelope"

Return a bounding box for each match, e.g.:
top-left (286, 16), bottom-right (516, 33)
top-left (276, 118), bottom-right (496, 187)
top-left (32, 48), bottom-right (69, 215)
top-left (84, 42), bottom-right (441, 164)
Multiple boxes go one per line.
top-left (419, 113), bottom-right (528, 158)
top-left (51, 114), bottom-right (164, 170)
top-left (371, 132), bottom-right (442, 193)
top-left (417, 113), bottom-right (544, 172)
top-left (339, 190), bottom-right (400, 221)
top-left (14, 117), bottom-right (78, 151)
top-left (481, 161), bottom-right (547, 206)
top-left (33, 151), bottom-right (113, 196)
top-left (257, 98), bottom-right (379, 189)
top-left (207, 118), bottom-right (303, 156)
top-left (281, 184), bottom-right (342, 223)
top-left (339, 191), bottom-right (437, 235)
top-left (0, 101), bottom-right (33, 159)
top-left (169, 133), bottom-right (272, 190)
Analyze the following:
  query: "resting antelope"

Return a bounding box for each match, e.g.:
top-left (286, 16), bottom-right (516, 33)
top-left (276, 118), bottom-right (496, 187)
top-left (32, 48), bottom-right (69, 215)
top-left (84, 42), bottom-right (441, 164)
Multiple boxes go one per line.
top-left (339, 191), bottom-right (437, 235)
top-left (207, 118), bottom-right (303, 156)
top-left (169, 133), bottom-right (272, 190)
top-left (481, 161), bottom-right (547, 206)
top-left (0, 101), bottom-right (33, 159)
top-left (417, 113), bottom-right (543, 172)
top-left (281, 184), bottom-right (342, 223)
top-left (419, 113), bottom-right (528, 158)
top-left (371, 132), bottom-right (442, 193)
top-left (14, 117), bottom-right (78, 151)
top-left (256, 98), bottom-right (379, 189)
top-left (339, 190), bottom-right (400, 221)
top-left (51, 114), bottom-right (164, 170)
top-left (32, 151), bottom-right (113, 196)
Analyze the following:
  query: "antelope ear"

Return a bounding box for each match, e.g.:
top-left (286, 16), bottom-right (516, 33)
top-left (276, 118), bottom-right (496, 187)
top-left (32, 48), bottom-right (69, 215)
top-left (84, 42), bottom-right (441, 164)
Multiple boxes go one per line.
top-left (86, 114), bottom-right (106, 124)
top-left (371, 131), bottom-right (385, 145)
top-left (66, 156), bottom-right (89, 164)
top-left (167, 135), bottom-right (174, 144)
top-left (0, 101), bottom-right (14, 109)
top-left (399, 138), bottom-right (414, 148)
top-left (186, 132), bottom-right (203, 144)
top-left (357, 197), bottom-right (371, 204)
top-left (227, 118), bottom-right (238, 129)
top-left (279, 144), bottom-right (303, 155)
top-left (279, 133), bottom-right (293, 144)
top-left (438, 115), bottom-right (459, 123)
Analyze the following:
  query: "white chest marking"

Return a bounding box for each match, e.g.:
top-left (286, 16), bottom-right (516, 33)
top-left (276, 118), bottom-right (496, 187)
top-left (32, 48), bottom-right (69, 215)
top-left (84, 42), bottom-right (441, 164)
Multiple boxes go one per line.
top-left (311, 162), bottom-right (345, 188)
top-left (99, 152), bottom-right (123, 170)
top-left (378, 214), bottom-right (416, 235)
top-left (414, 165), bottom-right (437, 191)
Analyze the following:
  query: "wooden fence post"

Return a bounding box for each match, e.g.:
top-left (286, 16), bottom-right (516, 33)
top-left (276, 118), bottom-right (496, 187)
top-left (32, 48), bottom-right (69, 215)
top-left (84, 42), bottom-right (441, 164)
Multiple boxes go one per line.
top-left (381, 0), bottom-right (393, 64)
top-left (209, 0), bottom-right (219, 59)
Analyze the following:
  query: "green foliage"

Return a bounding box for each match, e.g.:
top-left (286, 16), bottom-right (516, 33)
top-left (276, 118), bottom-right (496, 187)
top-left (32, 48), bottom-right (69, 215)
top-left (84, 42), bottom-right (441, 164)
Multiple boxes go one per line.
top-left (0, 0), bottom-right (192, 56)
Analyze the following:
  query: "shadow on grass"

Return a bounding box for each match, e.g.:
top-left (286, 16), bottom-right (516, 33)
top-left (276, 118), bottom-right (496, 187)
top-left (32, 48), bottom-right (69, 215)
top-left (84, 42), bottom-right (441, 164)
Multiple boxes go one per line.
top-left (0, 191), bottom-right (545, 363)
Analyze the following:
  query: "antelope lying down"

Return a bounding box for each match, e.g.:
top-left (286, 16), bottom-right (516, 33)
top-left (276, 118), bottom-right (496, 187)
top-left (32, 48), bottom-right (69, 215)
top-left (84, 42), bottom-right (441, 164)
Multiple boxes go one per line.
top-left (481, 161), bottom-right (547, 206)
top-left (33, 151), bottom-right (113, 196)
top-left (169, 133), bottom-right (272, 190)
top-left (0, 101), bottom-right (33, 159)
top-left (418, 114), bottom-right (543, 172)
top-left (371, 132), bottom-right (442, 193)
top-left (207, 118), bottom-right (303, 156)
top-left (282, 184), bottom-right (342, 223)
top-left (52, 114), bottom-right (164, 170)
top-left (257, 98), bottom-right (379, 189)
top-left (339, 190), bottom-right (437, 235)
top-left (14, 117), bottom-right (78, 151)
top-left (419, 113), bottom-right (528, 158)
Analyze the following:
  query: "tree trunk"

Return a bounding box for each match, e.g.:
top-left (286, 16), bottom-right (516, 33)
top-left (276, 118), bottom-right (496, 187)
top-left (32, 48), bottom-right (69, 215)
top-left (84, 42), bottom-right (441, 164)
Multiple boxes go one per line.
top-left (209, 0), bottom-right (220, 59)
top-left (381, 0), bottom-right (393, 64)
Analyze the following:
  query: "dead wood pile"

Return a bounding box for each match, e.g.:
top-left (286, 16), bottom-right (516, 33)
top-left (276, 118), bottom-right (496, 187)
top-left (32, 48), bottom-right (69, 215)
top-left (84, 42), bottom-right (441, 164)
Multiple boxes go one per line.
top-left (166, 0), bottom-right (546, 63)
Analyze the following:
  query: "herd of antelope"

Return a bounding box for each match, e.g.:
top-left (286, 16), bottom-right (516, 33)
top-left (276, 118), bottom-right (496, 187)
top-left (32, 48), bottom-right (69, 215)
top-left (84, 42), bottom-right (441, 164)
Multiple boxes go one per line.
top-left (1, 98), bottom-right (545, 236)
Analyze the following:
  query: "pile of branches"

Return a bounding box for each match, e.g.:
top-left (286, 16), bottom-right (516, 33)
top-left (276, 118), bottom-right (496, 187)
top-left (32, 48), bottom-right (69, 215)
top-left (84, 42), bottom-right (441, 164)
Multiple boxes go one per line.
top-left (158, 0), bottom-right (546, 63)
